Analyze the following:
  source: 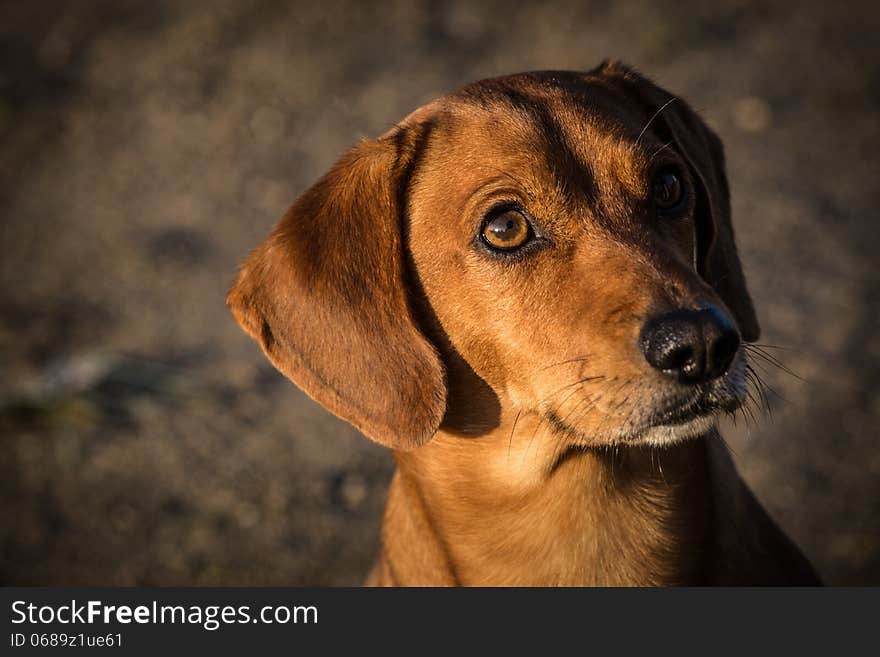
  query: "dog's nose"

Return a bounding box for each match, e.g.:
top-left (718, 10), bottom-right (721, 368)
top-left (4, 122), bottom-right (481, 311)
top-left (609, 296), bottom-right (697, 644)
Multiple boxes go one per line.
top-left (639, 306), bottom-right (740, 384)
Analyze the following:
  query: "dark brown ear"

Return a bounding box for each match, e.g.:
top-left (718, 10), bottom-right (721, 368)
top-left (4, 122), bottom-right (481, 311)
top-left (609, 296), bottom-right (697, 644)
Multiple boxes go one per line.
top-left (227, 125), bottom-right (446, 450)
top-left (595, 62), bottom-right (760, 342)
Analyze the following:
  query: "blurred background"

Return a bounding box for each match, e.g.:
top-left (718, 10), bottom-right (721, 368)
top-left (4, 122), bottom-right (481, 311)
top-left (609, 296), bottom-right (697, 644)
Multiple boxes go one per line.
top-left (1, 0), bottom-right (878, 585)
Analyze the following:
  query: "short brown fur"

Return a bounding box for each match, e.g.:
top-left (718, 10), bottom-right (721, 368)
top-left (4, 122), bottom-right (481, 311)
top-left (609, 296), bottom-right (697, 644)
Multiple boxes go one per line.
top-left (228, 63), bottom-right (820, 586)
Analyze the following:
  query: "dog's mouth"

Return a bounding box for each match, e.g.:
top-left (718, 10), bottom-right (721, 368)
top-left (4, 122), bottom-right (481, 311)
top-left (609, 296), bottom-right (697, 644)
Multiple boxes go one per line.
top-left (649, 393), bottom-right (738, 428)
top-left (544, 353), bottom-right (749, 448)
top-left (627, 382), bottom-right (745, 445)
top-left (546, 376), bottom-right (746, 448)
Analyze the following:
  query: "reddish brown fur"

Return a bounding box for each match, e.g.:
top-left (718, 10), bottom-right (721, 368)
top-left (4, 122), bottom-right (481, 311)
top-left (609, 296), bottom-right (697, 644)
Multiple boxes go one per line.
top-left (228, 62), bottom-right (820, 586)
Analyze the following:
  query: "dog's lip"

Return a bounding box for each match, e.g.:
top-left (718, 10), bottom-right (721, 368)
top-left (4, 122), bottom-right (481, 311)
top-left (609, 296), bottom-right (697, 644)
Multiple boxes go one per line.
top-left (649, 393), bottom-right (738, 427)
top-left (546, 378), bottom-right (746, 445)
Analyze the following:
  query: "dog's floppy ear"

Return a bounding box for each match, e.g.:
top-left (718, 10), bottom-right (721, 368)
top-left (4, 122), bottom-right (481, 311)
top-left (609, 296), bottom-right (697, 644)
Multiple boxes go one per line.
top-left (227, 124), bottom-right (447, 450)
top-left (596, 62), bottom-right (760, 342)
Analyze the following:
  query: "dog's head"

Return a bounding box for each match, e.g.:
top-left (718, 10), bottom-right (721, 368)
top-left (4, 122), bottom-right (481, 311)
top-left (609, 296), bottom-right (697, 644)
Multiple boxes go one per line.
top-left (228, 63), bottom-right (759, 451)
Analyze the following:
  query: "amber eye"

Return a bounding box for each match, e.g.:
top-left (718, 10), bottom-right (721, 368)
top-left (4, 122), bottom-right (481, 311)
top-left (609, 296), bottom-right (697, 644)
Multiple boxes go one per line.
top-left (652, 167), bottom-right (684, 211)
top-left (481, 209), bottom-right (531, 251)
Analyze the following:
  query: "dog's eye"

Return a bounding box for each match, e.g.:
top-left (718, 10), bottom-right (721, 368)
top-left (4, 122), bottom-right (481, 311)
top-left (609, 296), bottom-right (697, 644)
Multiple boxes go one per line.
top-left (481, 209), bottom-right (531, 251)
top-left (652, 167), bottom-right (684, 211)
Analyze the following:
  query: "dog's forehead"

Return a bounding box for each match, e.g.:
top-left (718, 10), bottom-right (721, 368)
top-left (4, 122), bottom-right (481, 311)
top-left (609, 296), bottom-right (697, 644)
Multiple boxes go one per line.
top-left (407, 72), bottom-right (660, 215)
top-left (448, 72), bottom-right (652, 142)
top-left (398, 71), bottom-right (655, 146)
top-left (454, 71), bottom-right (639, 116)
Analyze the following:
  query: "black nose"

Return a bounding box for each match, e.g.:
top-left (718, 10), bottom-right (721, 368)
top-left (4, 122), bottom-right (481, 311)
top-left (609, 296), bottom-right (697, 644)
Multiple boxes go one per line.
top-left (639, 306), bottom-right (741, 384)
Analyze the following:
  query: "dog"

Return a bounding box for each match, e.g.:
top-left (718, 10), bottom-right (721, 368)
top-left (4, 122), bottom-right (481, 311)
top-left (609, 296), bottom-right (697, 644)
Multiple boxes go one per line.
top-left (227, 62), bottom-right (821, 586)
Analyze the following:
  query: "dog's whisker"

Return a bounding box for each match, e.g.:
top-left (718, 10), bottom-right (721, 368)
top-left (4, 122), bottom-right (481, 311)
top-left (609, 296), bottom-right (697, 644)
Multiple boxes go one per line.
top-left (746, 386), bottom-right (770, 414)
top-left (648, 140), bottom-right (675, 164)
top-left (507, 409), bottom-right (522, 459)
top-left (744, 344), bottom-right (792, 371)
top-left (548, 389), bottom-right (598, 449)
top-left (540, 376), bottom-right (602, 427)
top-left (745, 362), bottom-right (778, 393)
top-left (540, 355), bottom-right (592, 371)
top-left (588, 378), bottom-right (632, 442)
top-left (745, 364), bottom-right (789, 407)
top-left (531, 374), bottom-right (607, 429)
top-left (634, 97), bottom-right (678, 149)
top-left (747, 354), bottom-right (772, 370)
top-left (522, 407), bottom-right (550, 465)
top-left (553, 375), bottom-right (606, 394)
top-left (749, 343), bottom-right (798, 353)
top-left (743, 373), bottom-right (764, 410)
top-left (731, 387), bottom-right (753, 429)
top-left (743, 344), bottom-right (804, 382)
top-left (745, 363), bottom-right (788, 405)
top-left (742, 398), bottom-right (759, 427)
top-left (745, 365), bottom-right (773, 414)
top-left (744, 351), bottom-right (794, 407)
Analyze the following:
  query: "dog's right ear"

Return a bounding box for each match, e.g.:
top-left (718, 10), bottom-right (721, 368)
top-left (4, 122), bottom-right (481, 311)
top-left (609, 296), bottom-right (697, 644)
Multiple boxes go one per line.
top-left (227, 124), bottom-right (446, 450)
top-left (594, 61), bottom-right (760, 342)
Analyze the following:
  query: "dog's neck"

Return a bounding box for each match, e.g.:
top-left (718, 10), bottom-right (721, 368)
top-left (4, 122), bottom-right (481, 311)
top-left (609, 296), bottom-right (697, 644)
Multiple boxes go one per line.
top-left (380, 415), bottom-right (716, 586)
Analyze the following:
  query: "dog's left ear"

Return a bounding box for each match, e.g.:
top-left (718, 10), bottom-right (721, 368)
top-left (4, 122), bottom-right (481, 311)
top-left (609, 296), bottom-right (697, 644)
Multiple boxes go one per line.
top-left (596, 62), bottom-right (760, 342)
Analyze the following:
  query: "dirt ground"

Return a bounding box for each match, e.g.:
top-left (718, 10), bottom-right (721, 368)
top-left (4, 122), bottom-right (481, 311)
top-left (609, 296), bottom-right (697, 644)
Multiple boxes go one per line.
top-left (1, 0), bottom-right (878, 585)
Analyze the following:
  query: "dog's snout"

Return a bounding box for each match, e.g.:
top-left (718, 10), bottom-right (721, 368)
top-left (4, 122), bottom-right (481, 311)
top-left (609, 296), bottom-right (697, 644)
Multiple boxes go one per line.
top-left (639, 306), bottom-right (740, 384)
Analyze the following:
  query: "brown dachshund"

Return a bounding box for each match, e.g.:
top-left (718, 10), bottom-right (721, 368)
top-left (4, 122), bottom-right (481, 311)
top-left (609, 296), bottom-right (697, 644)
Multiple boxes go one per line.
top-left (228, 62), bottom-right (821, 586)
